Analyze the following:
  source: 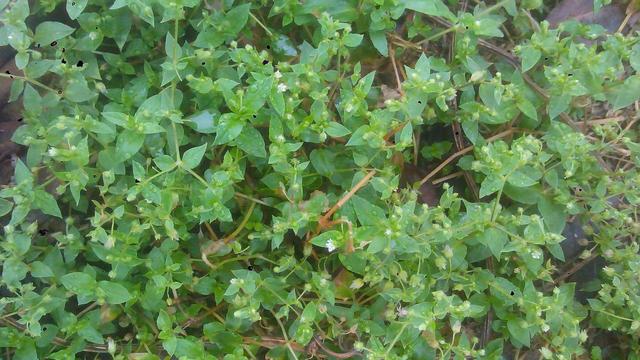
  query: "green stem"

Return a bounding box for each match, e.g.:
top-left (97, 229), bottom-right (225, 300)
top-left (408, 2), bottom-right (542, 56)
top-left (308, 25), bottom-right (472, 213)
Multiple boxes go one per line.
top-left (170, 19), bottom-right (182, 161)
top-left (233, 192), bottom-right (270, 207)
top-left (142, 164), bottom-right (177, 185)
top-left (491, 184), bottom-right (504, 222)
top-left (384, 323), bottom-right (408, 356)
top-left (0, 73), bottom-right (57, 93)
top-left (185, 167), bottom-right (268, 206)
top-left (225, 201), bottom-right (255, 241)
top-left (592, 309), bottom-right (634, 322)
top-left (249, 12), bottom-right (273, 37)
top-left (206, 254), bottom-right (276, 268)
top-left (477, 0), bottom-right (511, 17)
top-left (419, 26), bottom-right (457, 44)
top-left (269, 309), bottom-right (300, 360)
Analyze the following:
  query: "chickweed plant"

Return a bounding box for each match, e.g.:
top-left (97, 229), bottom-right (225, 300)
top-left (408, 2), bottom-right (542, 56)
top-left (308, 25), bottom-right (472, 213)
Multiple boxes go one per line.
top-left (0, 0), bottom-right (639, 358)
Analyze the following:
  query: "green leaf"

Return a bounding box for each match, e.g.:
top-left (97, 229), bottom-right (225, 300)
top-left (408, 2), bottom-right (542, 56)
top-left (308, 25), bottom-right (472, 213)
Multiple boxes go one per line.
top-left (34, 21), bottom-right (75, 45)
top-left (98, 281), bottom-right (132, 304)
top-left (537, 196), bottom-right (566, 233)
top-left (78, 322), bottom-right (104, 344)
top-left (181, 143), bottom-right (208, 170)
top-left (165, 32), bottom-right (182, 59)
top-left (310, 149), bottom-right (336, 177)
top-left (2, 258), bottom-right (28, 285)
top-left (193, 29), bottom-right (224, 49)
top-left (14, 158), bottom-right (32, 184)
top-left (142, 122), bottom-right (166, 134)
top-left (507, 318), bottom-right (530, 347)
top-left (516, 98), bottom-right (538, 121)
top-left (14, 340), bottom-right (37, 360)
top-left (352, 195), bottom-right (385, 226)
top-left (15, 52), bottom-right (28, 69)
top-left (10, 205), bottom-right (29, 225)
top-left (269, 89), bottom-right (285, 116)
top-left (631, 44), bottom-right (640, 73)
top-left (154, 155), bottom-right (176, 171)
top-left (369, 31), bottom-right (388, 56)
top-left (65, 76), bottom-right (93, 102)
top-left (326, 122), bottom-right (351, 137)
top-left (479, 175), bottom-right (504, 198)
top-left (606, 75), bottom-right (640, 111)
top-left (224, 4), bottom-right (251, 35)
top-left (311, 230), bottom-right (341, 248)
top-left (30, 261), bottom-right (54, 278)
top-left (397, 121), bottom-right (413, 145)
top-left (126, 1), bottom-right (154, 26)
top-left (188, 111), bottom-right (216, 134)
top-left (402, 0), bottom-right (455, 20)
top-left (547, 95), bottom-right (570, 120)
top-left (367, 236), bottom-right (387, 254)
top-left (116, 130), bottom-right (145, 160)
top-left (61, 272), bottom-right (96, 293)
top-left (236, 127), bottom-right (266, 158)
top-left (474, 17), bottom-right (504, 38)
top-left (9, 79), bottom-right (25, 102)
top-left (157, 310), bottom-right (172, 331)
top-left (214, 114), bottom-right (244, 145)
top-left (477, 227), bottom-right (508, 258)
top-left (507, 167), bottom-right (542, 187)
top-left (34, 189), bottom-right (62, 218)
top-left (301, 302), bottom-right (317, 323)
top-left (421, 141), bottom-right (452, 160)
top-left (344, 33), bottom-right (363, 47)
top-left (102, 112), bottom-right (128, 126)
top-left (0, 198), bottom-right (12, 217)
top-left (520, 46), bottom-right (541, 72)
top-left (346, 126), bottom-right (367, 146)
top-left (66, 0), bottom-right (88, 20)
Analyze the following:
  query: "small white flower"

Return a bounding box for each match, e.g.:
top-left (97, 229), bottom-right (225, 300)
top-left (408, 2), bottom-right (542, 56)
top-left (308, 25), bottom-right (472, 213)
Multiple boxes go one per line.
top-left (452, 320), bottom-right (461, 333)
top-left (531, 250), bottom-right (542, 259)
top-left (541, 323), bottom-right (550, 332)
top-left (48, 148), bottom-right (58, 157)
top-left (277, 83), bottom-right (288, 93)
top-left (105, 236), bottom-right (115, 249)
top-left (345, 103), bottom-right (354, 113)
top-left (107, 338), bottom-right (116, 355)
top-left (326, 238), bottom-right (336, 252)
top-left (384, 229), bottom-right (392, 236)
top-left (274, 70), bottom-right (283, 79)
top-left (349, 278), bottom-right (364, 289)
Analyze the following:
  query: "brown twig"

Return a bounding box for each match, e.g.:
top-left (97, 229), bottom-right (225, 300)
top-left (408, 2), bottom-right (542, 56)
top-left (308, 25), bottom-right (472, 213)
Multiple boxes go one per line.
top-left (423, 15), bottom-right (614, 172)
top-left (388, 40), bottom-right (405, 95)
top-left (431, 170), bottom-right (464, 185)
top-left (313, 335), bottom-right (361, 359)
top-left (202, 202), bottom-right (256, 268)
top-left (584, 116), bottom-right (626, 126)
top-left (204, 222), bottom-right (219, 241)
top-left (317, 170), bottom-right (377, 231)
top-left (544, 252), bottom-right (599, 292)
top-left (417, 128), bottom-right (518, 188)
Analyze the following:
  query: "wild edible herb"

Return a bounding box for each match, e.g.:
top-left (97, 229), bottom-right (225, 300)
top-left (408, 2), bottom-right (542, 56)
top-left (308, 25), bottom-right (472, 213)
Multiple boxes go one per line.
top-left (0, 0), bottom-right (639, 358)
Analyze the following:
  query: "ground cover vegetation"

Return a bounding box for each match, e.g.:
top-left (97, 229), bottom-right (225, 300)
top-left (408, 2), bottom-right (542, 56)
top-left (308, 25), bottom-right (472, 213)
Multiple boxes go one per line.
top-left (0, 0), bottom-right (640, 358)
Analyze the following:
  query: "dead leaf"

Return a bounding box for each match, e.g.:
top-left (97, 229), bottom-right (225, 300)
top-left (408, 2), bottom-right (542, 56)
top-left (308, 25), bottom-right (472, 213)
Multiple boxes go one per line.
top-left (377, 84), bottom-right (402, 107)
top-left (546, 0), bottom-right (638, 33)
top-left (401, 164), bottom-right (440, 206)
